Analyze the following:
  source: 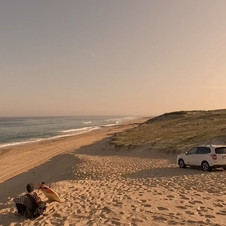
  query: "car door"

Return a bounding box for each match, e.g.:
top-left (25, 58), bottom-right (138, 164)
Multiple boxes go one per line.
top-left (196, 147), bottom-right (205, 166)
top-left (196, 147), bottom-right (211, 166)
top-left (186, 147), bottom-right (197, 165)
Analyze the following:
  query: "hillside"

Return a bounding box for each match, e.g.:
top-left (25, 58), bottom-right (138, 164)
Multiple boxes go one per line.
top-left (110, 109), bottom-right (226, 154)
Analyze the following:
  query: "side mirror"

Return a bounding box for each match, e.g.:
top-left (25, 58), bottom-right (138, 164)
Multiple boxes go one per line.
top-left (185, 152), bottom-right (188, 155)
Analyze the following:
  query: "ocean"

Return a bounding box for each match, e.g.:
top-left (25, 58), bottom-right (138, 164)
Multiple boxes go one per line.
top-left (0, 116), bottom-right (133, 148)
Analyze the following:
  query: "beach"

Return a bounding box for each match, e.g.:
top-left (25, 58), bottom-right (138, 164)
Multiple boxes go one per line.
top-left (0, 118), bottom-right (226, 226)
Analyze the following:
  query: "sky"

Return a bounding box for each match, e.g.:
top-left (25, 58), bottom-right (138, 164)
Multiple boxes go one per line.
top-left (0, 0), bottom-right (226, 117)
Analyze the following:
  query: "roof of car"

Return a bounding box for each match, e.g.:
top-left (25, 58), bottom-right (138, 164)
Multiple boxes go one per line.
top-left (203, 144), bottom-right (226, 148)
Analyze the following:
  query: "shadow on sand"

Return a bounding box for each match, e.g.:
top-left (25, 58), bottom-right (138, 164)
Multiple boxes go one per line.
top-left (0, 153), bottom-right (82, 225)
top-left (75, 137), bottom-right (177, 163)
top-left (126, 167), bottom-right (203, 179)
top-left (0, 153), bottom-right (82, 202)
top-left (125, 166), bottom-right (225, 179)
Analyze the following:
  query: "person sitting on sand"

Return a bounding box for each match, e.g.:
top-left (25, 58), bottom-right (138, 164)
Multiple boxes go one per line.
top-left (14, 183), bottom-right (46, 219)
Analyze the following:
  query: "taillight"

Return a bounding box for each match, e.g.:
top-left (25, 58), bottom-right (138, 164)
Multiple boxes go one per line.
top-left (211, 154), bottom-right (217, 160)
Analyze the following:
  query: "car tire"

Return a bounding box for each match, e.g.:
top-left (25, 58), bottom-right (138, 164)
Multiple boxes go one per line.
top-left (201, 161), bottom-right (212, 172)
top-left (178, 159), bottom-right (186, 168)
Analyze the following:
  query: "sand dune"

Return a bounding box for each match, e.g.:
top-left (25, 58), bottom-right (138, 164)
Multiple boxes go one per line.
top-left (0, 119), bottom-right (226, 226)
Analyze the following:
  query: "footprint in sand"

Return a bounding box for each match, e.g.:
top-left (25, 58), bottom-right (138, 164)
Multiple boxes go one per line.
top-left (168, 220), bottom-right (179, 225)
top-left (176, 205), bottom-right (187, 210)
top-left (179, 195), bottom-right (190, 200)
top-left (77, 209), bottom-right (82, 214)
top-left (214, 203), bottom-right (224, 207)
top-left (203, 197), bottom-right (211, 200)
top-left (102, 207), bottom-right (112, 214)
top-left (157, 206), bottom-right (169, 211)
top-left (216, 210), bottom-right (226, 215)
top-left (166, 195), bottom-right (175, 199)
top-left (111, 220), bottom-right (121, 225)
top-left (205, 214), bottom-right (216, 219)
top-left (185, 210), bottom-right (194, 215)
top-left (199, 206), bottom-right (208, 212)
top-left (114, 201), bottom-right (123, 207)
top-left (194, 193), bottom-right (201, 197)
top-left (207, 188), bottom-right (216, 193)
top-left (189, 200), bottom-right (203, 204)
top-left (53, 213), bottom-right (61, 218)
top-left (152, 216), bottom-right (167, 222)
top-left (119, 211), bottom-right (124, 215)
top-left (131, 218), bottom-right (143, 224)
top-left (216, 199), bottom-right (224, 202)
top-left (130, 223), bottom-right (137, 226)
top-left (143, 204), bottom-right (152, 207)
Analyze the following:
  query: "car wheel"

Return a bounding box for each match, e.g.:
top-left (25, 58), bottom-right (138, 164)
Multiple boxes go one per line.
top-left (178, 159), bottom-right (186, 168)
top-left (201, 161), bottom-right (212, 172)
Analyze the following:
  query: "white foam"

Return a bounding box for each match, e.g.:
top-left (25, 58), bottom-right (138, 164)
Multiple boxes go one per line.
top-left (82, 121), bottom-right (92, 124)
top-left (60, 126), bottom-right (94, 133)
top-left (0, 126), bottom-right (101, 149)
top-left (103, 122), bottom-right (119, 127)
top-left (0, 139), bottom-right (44, 148)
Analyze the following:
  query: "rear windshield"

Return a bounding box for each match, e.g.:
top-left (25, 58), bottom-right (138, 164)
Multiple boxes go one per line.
top-left (215, 147), bottom-right (226, 154)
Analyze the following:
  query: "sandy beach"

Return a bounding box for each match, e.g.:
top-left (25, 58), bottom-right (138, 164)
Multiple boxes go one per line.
top-left (0, 118), bottom-right (226, 226)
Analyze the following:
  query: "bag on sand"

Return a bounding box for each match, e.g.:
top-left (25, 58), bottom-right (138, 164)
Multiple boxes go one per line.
top-left (26, 194), bottom-right (46, 218)
top-left (33, 201), bottom-right (46, 218)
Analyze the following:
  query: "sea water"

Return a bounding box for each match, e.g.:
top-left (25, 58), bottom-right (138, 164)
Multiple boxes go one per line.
top-left (0, 116), bottom-right (133, 148)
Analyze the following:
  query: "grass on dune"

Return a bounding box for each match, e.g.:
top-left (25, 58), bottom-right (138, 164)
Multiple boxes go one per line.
top-left (111, 110), bottom-right (226, 153)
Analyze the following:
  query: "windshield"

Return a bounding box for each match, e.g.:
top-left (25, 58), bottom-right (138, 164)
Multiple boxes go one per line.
top-left (215, 147), bottom-right (226, 154)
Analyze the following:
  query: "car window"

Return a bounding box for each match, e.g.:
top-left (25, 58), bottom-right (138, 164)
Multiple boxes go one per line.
top-left (215, 147), bottom-right (226, 154)
top-left (188, 147), bottom-right (197, 155)
top-left (197, 147), bottom-right (211, 154)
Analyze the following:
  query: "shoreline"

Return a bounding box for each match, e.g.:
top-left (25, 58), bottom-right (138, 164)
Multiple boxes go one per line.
top-left (0, 116), bottom-right (139, 150)
top-left (0, 117), bottom-right (147, 184)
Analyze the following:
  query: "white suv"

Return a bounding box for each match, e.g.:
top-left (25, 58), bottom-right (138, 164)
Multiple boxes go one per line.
top-left (177, 145), bottom-right (226, 171)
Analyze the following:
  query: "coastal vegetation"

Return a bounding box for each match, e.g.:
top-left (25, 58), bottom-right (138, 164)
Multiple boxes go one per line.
top-left (111, 109), bottom-right (226, 153)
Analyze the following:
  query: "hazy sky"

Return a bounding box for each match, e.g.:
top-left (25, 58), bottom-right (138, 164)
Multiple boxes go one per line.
top-left (1, 0), bottom-right (226, 117)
